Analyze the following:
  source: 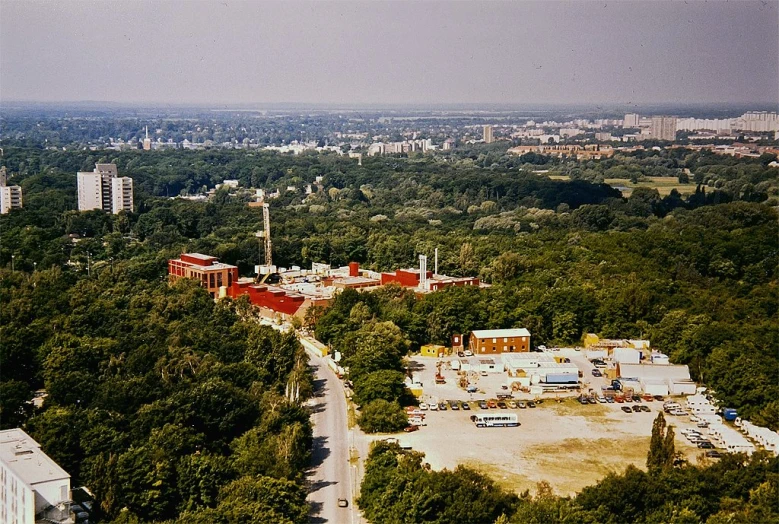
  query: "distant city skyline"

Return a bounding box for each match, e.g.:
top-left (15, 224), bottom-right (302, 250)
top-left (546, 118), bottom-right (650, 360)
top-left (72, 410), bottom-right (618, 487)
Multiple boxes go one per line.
top-left (1, 1), bottom-right (777, 107)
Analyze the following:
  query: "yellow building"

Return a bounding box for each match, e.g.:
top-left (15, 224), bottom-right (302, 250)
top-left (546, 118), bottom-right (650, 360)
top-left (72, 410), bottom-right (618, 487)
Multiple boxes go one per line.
top-left (420, 344), bottom-right (446, 357)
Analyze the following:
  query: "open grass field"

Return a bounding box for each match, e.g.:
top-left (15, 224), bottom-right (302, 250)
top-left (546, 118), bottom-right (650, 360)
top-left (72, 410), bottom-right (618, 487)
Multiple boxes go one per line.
top-left (542, 173), bottom-right (695, 197)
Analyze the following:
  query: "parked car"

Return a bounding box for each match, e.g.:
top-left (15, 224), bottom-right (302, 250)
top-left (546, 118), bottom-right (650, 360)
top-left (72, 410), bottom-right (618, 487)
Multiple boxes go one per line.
top-left (466, 385), bottom-right (478, 393)
top-left (653, 395), bottom-right (665, 401)
top-left (697, 421), bottom-right (709, 428)
top-left (497, 401), bottom-right (508, 409)
top-left (591, 369), bottom-right (602, 377)
top-left (537, 345), bottom-right (547, 351)
top-left (457, 351), bottom-right (465, 358)
top-left (587, 397), bottom-right (598, 404)
top-left (403, 425), bottom-right (419, 432)
top-left (578, 396), bottom-right (589, 405)
top-left (464, 350), bottom-right (473, 357)
top-left (478, 400), bottom-right (488, 409)
top-left (642, 394), bottom-right (654, 402)
top-left (438, 402), bottom-right (448, 411)
top-left (632, 405), bottom-right (642, 412)
top-left (461, 402), bottom-right (471, 410)
top-left (508, 400), bottom-right (517, 409)
top-left (705, 450), bottom-right (722, 458)
top-left (697, 441), bottom-right (714, 449)
top-left (640, 405), bottom-right (650, 412)
top-left (597, 396), bottom-right (607, 403)
top-left (632, 395), bottom-right (642, 402)
top-left (480, 371), bottom-right (488, 376)
top-left (488, 400), bottom-right (498, 409)
top-left (429, 403), bottom-right (438, 411)
top-left (527, 401), bottom-right (536, 408)
top-left (605, 396), bottom-right (615, 403)
top-left (338, 498), bottom-right (349, 508)
top-left (518, 401), bottom-right (527, 409)
top-left (419, 402), bottom-right (428, 411)
top-left (621, 406), bottom-right (633, 413)
top-left (451, 400), bottom-right (461, 410)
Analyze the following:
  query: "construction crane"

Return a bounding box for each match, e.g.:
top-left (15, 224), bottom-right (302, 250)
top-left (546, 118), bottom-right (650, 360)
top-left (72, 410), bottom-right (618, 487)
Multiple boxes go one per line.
top-left (255, 203), bottom-right (274, 284)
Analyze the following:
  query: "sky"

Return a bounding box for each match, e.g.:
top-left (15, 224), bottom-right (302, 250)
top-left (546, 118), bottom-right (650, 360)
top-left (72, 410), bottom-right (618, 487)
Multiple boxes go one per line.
top-left (1, 0), bottom-right (777, 107)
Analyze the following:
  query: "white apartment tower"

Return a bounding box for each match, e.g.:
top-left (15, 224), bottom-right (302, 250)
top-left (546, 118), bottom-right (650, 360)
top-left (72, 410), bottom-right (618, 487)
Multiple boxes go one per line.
top-left (77, 163), bottom-right (133, 214)
top-left (623, 113), bottom-right (640, 128)
top-left (0, 167), bottom-right (23, 215)
top-left (0, 429), bottom-right (71, 524)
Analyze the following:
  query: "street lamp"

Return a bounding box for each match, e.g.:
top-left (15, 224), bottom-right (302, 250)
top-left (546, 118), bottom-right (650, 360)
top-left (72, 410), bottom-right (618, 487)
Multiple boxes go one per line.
top-left (11, 254), bottom-right (15, 272)
top-left (33, 262), bottom-right (37, 272)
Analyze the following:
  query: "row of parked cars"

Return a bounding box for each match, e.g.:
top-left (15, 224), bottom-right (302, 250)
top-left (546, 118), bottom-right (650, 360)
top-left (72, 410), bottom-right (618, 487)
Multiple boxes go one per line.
top-left (414, 399), bottom-right (542, 413)
top-left (681, 428), bottom-right (719, 454)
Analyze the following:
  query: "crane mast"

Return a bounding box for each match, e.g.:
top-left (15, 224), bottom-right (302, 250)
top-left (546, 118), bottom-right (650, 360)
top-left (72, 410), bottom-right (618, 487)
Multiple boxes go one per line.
top-left (255, 203), bottom-right (274, 283)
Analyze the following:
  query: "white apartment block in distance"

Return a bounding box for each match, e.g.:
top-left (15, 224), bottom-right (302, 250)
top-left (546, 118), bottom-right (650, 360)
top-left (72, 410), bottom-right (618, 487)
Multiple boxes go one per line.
top-left (0, 429), bottom-right (71, 524)
top-left (0, 167), bottom-right (23, 214)
top-left (77, 163), bottom-right (133, 214)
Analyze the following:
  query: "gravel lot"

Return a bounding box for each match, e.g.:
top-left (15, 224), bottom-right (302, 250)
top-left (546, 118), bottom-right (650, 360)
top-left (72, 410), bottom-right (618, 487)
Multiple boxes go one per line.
top-left (373, 351), bottom-right (710, 496)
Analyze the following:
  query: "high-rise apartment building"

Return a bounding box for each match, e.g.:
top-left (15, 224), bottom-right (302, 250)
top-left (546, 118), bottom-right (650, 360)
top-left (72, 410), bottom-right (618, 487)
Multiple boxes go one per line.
top-left (77, 163), bottom-right (133, 214)
top-left (650, 116), bottom-right (677, 141)
top-left (483, 125), bottom-right (493, 144)
top-left (623, 113), bottom-right (640, 128)
top-left (0, 167), bottom-right (23, 214)
top-left (1, 429), bottom-right (71, 524)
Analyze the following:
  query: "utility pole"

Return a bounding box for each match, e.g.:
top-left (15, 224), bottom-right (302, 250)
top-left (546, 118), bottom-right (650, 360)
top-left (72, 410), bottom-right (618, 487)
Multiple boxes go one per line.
top-left (11, 254), bottom-right (15, 272)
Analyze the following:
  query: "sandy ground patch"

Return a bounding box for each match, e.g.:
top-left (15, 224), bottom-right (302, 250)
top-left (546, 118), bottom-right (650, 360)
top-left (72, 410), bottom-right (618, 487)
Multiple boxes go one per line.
top-left (383, 353), bottom-right (706, 496)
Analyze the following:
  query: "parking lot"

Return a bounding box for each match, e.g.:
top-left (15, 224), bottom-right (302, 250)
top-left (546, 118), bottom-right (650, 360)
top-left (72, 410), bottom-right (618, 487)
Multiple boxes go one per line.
top-left (384, 352), bottom-right (713, 495)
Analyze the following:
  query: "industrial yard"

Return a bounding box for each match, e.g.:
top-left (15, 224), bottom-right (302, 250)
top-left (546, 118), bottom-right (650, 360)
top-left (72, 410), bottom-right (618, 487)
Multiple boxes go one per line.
top-left (381, 349), bottom-right (728, 495)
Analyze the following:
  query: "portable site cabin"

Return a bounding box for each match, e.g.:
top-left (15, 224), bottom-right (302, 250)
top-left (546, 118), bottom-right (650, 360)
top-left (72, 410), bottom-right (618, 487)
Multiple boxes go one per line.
top-left (741, 421), bottom-right (779, 455)
top-left (421, 344), bottom-right (446, 358)
top-left (708, 424), bottom-right (756, 455)
top-left (686, 394), bottom-right (716, 415)
top-left (479, 358), bottom-right (500, 373)
top-left (613, 348), bottom-right (641, 364)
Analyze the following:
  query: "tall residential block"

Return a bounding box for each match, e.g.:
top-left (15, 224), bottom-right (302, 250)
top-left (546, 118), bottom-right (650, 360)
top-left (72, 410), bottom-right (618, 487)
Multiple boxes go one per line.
top-left (483, 125), bottom-right (493, 144)
top-left (650, 116), bottom-right (677, 141)
top-left (1, 428), bottom-right (71, 524)
top-left (0, 167), bottom-right (23, 214)
top-left (77, 163), bottom-right (133, 214)
top-left (623, 113), bottom-right (640, 128)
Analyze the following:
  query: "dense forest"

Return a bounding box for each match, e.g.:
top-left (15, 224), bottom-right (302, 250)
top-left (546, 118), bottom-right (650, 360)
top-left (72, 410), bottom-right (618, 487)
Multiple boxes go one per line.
top-left (1, 143), bottom-right (777, 522)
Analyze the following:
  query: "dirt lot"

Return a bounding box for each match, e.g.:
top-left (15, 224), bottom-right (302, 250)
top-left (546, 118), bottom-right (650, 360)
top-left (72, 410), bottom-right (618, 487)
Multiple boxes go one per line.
top-left (380, 353), bottom-right (708, 496)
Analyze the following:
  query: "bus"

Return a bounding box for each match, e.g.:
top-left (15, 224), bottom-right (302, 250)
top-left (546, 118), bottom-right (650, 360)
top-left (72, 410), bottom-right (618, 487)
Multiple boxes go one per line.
top-left (470, 413), bottom-right (519, 428)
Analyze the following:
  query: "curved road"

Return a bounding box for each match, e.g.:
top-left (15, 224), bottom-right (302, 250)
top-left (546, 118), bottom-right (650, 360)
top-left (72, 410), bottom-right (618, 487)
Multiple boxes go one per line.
top-left (306, 350), bottom-right (362, 524)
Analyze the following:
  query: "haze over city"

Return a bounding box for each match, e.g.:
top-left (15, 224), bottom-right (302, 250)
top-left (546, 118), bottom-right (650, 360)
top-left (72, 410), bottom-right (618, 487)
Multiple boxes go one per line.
top-left (1, 0), bottom-right (777, 108)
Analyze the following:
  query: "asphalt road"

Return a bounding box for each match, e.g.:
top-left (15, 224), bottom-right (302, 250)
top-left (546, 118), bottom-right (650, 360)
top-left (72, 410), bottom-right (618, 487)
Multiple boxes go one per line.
top-left (306, 353), bottom-right (357, 524)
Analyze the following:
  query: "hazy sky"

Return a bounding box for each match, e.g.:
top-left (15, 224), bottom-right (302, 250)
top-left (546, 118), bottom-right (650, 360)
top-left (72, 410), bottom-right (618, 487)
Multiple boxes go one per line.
top-left (1, 0), bottom-right (777, 107)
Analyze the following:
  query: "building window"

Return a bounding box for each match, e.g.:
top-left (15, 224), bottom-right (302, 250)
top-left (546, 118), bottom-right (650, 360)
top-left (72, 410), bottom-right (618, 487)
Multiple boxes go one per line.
top-left (492, 338), bottom-right (496, 343)
top-left (492, 346), bottom-right (496, 352)
top-left (504, 338), bottom-right (508, 342)
top-left (209, 273), bottom-right (215, 288)
top-left (503, 346), bottom-right (507, 351)
top-left (217, 272), bottom-right (223, 287)
top-left (510, 346), bottom-right (515, 352)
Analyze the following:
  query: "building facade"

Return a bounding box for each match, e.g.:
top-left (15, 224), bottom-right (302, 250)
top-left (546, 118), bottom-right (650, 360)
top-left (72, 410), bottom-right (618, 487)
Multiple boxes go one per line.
top-left (77, 163), bottom-right (134, 214)
top-left (1, 429), bottom-right (71, 524)
top-left (0, 186), bottom-right (23, 214)
top-left (469, 328), bottom-right (531, 354)
top-left (650, 116), bottom-right (677, 141)
top-left (483, 125), bottom-right (493, 144)
top-left (168, 253), bottom-right (239, 298)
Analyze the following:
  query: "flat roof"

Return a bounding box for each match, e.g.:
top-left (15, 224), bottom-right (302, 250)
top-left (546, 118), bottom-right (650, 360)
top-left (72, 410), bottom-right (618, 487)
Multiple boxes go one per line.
top-left (472, 328), bottom-right (530, 339)
top-left (0, 429), bottom-right (70, 486)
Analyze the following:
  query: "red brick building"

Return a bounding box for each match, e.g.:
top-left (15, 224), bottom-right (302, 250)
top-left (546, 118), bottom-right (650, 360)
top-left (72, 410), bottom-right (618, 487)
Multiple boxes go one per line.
top-left (168, 253), bottom-right (239, 298)
top-left (469, 328), bottom-right (531, 354)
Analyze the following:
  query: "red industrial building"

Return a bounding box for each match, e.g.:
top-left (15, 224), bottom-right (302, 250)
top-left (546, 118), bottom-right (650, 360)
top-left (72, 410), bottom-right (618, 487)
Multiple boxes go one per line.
top-left (380, 266), bottom-right (480, 290)
top-left (168, 253), bottom-right (239, 298)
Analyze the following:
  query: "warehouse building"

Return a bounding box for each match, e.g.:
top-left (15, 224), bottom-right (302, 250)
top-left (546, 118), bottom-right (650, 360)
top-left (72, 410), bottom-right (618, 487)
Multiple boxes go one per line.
top-left (617, 362), bottom-right (696, 396)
